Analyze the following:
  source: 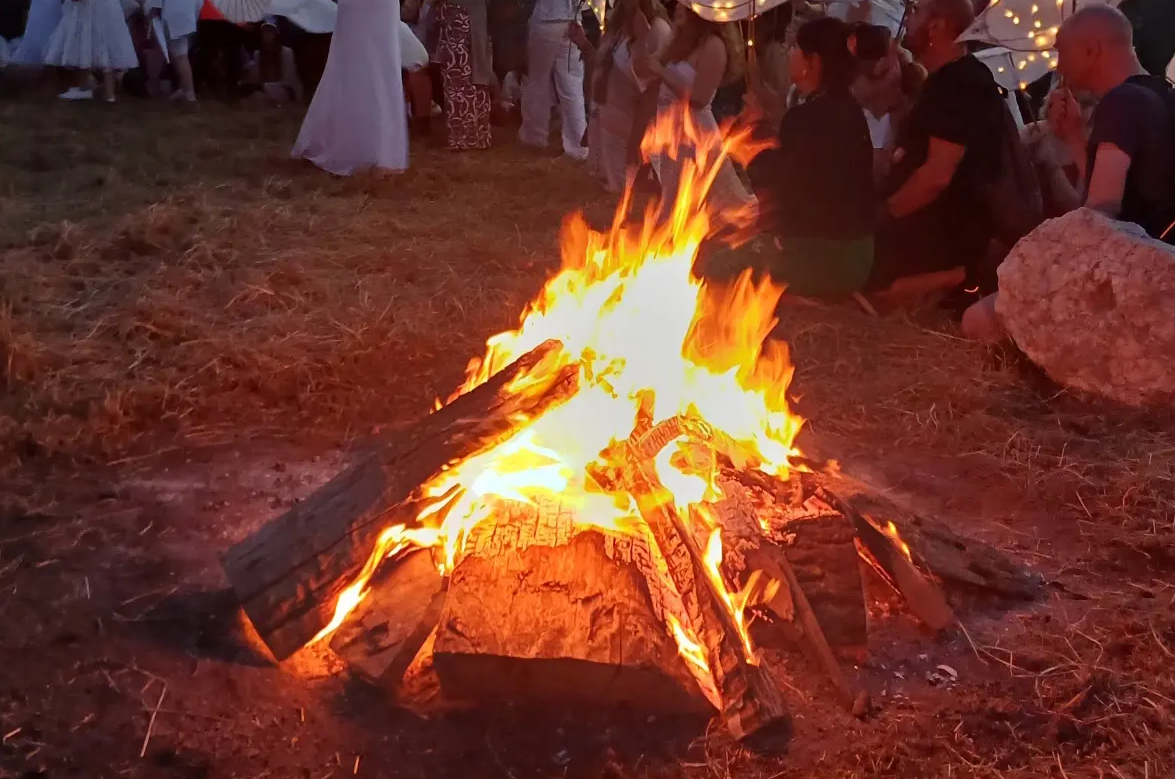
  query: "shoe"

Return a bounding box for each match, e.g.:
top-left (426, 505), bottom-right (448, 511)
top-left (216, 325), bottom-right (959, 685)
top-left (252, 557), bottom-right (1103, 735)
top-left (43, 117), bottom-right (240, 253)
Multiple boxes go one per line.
top-left (169, 89), bottom-right (197, 103)
top-left (58, 87), bottom-right (93, 100)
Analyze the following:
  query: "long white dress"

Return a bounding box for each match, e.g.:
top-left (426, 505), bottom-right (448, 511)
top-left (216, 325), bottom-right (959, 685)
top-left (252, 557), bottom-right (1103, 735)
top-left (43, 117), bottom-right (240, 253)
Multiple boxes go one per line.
top-left (292, 0), bottom-right (409, 175)
top-left (43, 0), bottom-right (139, 71)
top-left (651, 61), bottom-right (755, 223)
top-left (13, 0), bottom-right (63, 65)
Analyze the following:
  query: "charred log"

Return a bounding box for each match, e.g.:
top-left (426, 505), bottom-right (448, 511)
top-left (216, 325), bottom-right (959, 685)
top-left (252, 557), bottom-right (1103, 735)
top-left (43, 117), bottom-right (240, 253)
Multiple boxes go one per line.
top-left (221, 340), bottom-right (579, 660)
top-left (329, 550), bottom-right (446, 683)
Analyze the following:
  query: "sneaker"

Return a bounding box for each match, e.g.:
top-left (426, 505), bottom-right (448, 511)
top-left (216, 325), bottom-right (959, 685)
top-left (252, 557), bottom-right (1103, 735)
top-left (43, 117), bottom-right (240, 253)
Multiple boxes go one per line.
top-left (169, 89), bottom-right (197, 103)
top-left (59, 87), bottom-right (93, 100)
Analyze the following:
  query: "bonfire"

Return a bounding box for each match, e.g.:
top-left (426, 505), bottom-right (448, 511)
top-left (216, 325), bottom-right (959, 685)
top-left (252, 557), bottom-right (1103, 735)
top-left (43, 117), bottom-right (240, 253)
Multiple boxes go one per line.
top-left (221, 107), bottom-right (1040, 743)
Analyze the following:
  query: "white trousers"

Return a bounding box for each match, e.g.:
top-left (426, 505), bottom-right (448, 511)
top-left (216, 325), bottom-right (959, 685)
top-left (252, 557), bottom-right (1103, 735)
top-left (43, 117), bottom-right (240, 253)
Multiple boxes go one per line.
top-left (519, 20), bottom-right (587, 159)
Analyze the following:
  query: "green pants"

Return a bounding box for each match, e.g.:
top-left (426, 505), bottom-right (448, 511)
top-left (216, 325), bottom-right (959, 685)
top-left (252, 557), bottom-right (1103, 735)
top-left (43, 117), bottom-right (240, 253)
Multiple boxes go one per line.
top-left (768, 236), bottom-right (874, 300)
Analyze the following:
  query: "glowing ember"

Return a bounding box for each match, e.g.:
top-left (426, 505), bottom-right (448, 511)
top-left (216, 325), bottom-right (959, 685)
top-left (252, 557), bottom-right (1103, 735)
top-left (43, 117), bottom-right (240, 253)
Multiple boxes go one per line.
top-left (314, 103), bottom-right (803, 698)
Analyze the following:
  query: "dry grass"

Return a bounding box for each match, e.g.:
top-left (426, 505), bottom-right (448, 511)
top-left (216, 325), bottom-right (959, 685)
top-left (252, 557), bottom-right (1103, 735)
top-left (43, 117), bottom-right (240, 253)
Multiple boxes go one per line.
top-left (0, 98), bottom-right (612, 462)
top-left (1, 93), bottom-right (1173, 776)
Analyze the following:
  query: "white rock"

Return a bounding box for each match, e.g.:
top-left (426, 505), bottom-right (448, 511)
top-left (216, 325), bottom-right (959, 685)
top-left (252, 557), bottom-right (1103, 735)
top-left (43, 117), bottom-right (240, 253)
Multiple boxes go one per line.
top-left (996, 208), bottom-right (1175, 407)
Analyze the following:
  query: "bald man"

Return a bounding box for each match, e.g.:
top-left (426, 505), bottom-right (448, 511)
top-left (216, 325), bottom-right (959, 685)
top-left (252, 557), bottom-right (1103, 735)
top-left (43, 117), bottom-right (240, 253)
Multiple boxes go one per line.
top-left (868, 0), bottom-right (1011, 306)
top-left (1043, 5), bottom-right (1174, 243)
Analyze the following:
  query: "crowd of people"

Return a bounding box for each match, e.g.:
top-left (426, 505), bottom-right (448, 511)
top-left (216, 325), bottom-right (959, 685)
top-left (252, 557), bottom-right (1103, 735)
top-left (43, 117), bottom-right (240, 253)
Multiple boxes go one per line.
top-left (2, 0), bottom-right (1173, 318)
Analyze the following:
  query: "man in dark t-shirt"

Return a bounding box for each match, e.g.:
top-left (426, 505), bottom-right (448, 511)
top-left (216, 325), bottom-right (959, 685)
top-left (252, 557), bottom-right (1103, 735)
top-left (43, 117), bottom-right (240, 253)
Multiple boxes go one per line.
top-left (869, 0), bottom-right (1007, 298)
top-left (1045, 4), bottom-right (1175, 243)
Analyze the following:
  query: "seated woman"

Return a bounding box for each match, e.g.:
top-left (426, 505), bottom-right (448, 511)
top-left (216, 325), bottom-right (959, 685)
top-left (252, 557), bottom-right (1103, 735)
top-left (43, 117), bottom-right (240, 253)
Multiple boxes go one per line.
top-left (747, 16), bottom-right (876, 300)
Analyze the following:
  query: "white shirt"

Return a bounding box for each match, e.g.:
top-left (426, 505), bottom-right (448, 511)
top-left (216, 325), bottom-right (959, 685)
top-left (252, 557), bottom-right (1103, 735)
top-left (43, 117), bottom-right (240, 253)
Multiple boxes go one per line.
top-left (864, 109), bottom-right (891, 150)
top-left (531, 0), bottom-right (578, 24)
top-left (400, 20), bottom-right (429, 71)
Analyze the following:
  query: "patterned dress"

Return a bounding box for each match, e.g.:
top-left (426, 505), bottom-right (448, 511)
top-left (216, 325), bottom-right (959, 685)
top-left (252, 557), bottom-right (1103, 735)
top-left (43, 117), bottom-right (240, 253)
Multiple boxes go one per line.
top-left (436, 0), bottom-right (493, 151)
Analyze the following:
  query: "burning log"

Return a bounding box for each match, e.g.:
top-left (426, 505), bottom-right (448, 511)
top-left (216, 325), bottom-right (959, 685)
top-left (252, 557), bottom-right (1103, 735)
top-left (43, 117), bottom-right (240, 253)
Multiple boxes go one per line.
top-left (810, 484), bottom-right (955, 633)
top-left (431, 496), bottom-right (712, 713)
top-left (329, 550), bottom-right (446, 683)
top-left (712, 471), bottom-right (868, 649)
top-left (221, 340), bottom-right (579, 660)
top-left (606, 445), bottom-right (788, 742)
top-left (706, 476), bottom-right (857, 710)
top-left (848, 492), bottom-right (1043, 600)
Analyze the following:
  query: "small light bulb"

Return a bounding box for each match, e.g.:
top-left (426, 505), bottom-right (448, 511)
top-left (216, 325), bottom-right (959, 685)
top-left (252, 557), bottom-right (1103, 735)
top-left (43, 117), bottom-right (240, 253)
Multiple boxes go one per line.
top-left (1012, 15), bottom-right (1020, 24)
top-left (1031, 3), bottom-right (1038, 12)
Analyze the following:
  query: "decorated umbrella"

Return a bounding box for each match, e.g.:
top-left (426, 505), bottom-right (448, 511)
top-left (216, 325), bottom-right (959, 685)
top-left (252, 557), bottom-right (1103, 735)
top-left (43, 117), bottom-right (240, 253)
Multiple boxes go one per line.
top-left (959, 0), bottom-right (1125, 89)
top-left (200, 0), bottom-right (337, 28)
top-left (202, 0), bottom-right (274, 24)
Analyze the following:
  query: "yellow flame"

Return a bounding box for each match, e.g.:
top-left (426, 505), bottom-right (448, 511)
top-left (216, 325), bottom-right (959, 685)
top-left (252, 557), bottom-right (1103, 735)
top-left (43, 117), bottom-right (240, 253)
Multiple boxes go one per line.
top-left (884, 521), bottom-right (913, 562)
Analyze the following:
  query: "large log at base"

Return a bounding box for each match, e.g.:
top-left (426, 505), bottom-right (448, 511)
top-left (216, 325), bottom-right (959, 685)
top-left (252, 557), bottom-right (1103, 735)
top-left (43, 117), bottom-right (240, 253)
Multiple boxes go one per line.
top-left (329, 550), bottom-right (446, 683)
top-left (432, 497), bottom-right (713, 714)
top-left (221, 340), bottom-right (579, 660)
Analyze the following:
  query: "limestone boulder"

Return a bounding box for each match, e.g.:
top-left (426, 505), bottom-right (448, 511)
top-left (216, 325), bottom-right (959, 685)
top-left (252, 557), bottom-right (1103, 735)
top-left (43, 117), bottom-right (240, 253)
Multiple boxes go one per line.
top-left (996, 208), bottom-right (1175, 407)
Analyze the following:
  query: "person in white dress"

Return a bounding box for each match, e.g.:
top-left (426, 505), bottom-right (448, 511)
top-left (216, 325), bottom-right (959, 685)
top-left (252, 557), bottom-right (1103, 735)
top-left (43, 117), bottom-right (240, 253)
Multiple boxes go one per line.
top-left (44, 0), bottom-right (139, 101)
top-left (13, 0), bottom-right (64, 65)
top-left (143, 0), bottom-right (200, 101)
top-left (291, 0), bottom-right (409, 175)
top-left (640, 3), bottom-right (755, 224)
top-left (519, 0), bottom-right (589, 160)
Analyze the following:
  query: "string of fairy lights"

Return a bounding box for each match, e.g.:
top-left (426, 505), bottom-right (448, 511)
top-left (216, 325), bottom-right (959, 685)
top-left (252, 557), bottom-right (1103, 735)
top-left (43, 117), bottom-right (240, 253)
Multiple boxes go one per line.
top-left (577, 0), bottom-right (1115, 91)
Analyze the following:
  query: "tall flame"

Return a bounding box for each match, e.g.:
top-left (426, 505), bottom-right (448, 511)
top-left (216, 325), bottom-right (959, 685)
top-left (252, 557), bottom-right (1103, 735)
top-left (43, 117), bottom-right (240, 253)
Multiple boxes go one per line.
top-left (309, 104), bottom-right (802, 697)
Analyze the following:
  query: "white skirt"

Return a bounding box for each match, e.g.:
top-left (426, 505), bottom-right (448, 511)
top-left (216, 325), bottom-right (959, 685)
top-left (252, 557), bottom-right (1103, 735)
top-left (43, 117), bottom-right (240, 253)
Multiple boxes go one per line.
top-left (291, 0), bottom-right (409, 175)
top-left (12, 0), bottom-right (64, 65)
top-left (44, 0), bottom-right (139, 71)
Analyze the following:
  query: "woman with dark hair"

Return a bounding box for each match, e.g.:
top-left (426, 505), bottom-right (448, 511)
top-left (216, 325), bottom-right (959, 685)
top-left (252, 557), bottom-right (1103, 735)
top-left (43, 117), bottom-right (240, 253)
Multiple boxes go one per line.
top-left (747, 15), bottom-right (876, 299)
top-left (641, 4), bottom-right (754, 222)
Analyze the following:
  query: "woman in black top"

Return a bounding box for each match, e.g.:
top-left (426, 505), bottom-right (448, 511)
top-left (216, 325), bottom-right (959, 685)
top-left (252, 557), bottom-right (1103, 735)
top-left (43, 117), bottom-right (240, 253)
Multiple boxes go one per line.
top-left (747, 16), bottom-right (877, 299)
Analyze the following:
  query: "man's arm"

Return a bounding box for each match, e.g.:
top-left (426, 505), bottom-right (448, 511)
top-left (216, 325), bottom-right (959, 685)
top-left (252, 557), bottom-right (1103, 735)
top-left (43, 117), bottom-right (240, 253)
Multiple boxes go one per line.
top-left (1083, 142), bottom-right (1131, 219)
top-left (885, 137), bottom-right (965, 218)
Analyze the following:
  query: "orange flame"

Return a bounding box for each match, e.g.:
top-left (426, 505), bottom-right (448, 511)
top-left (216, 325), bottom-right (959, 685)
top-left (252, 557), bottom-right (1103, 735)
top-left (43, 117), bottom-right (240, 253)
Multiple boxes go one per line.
top-left (884, 520), bottom-right (913, 562)
top-left (308, 104), bottom-right (801, 700)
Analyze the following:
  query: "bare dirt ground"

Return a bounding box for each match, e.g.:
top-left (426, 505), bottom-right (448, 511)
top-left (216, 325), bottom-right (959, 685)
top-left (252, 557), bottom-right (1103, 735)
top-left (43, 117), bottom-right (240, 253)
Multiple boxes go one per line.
top-left (1, 96), bottom-right (1173, 779)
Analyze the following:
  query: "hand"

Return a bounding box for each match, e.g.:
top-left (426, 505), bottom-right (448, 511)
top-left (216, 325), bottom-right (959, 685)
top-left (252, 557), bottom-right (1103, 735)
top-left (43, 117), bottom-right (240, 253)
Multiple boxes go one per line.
top-left (1046, 87), bottom-right (1083, 146)
top-left (567, 22), bottom-right (589, 50)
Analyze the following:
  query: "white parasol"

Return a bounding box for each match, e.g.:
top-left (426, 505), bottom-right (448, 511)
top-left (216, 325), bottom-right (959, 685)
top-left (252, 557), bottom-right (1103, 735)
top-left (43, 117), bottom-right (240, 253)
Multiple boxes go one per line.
top-left (682, 0), bottom-right (792, 24)
top-left (204, 0), bottom-right (274, 24)
top-left (958, 0), bottom-right (1124, 89)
